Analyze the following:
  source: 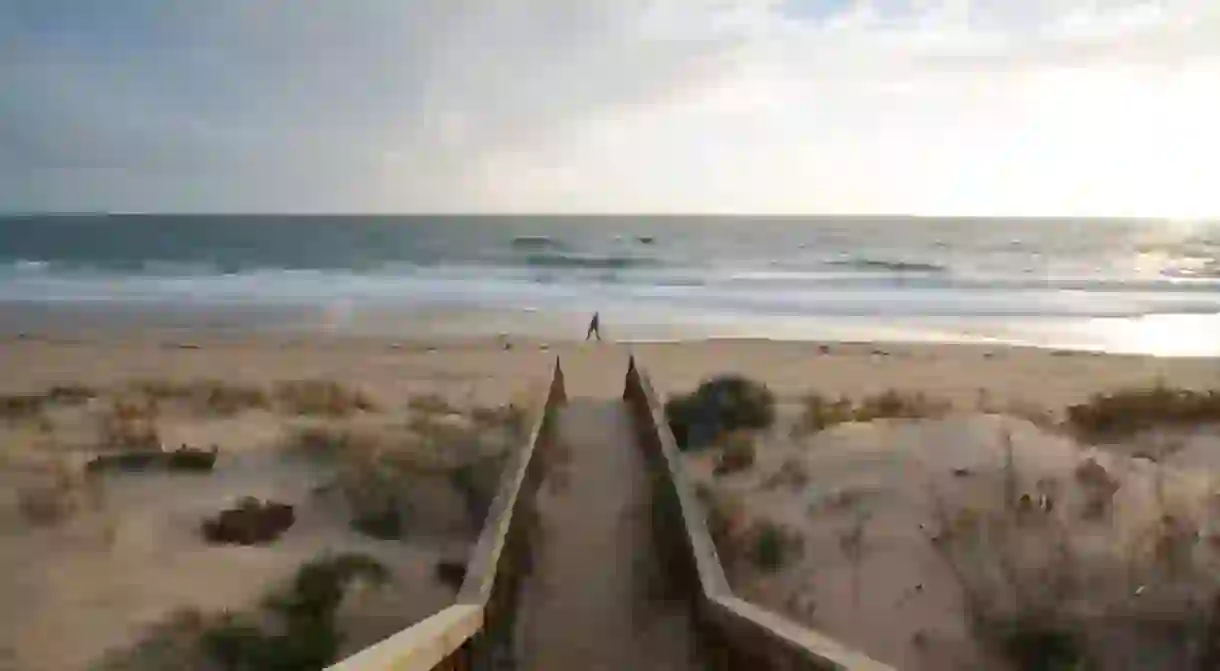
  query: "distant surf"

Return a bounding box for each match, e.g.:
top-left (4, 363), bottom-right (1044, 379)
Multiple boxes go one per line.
top-left (2, 214), bottom-right (1219, 354)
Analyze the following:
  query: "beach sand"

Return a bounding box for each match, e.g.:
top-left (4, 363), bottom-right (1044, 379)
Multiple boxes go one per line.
top-left (2, 332), bottom-right (1219, 669)
top-left (0, 333), bottom-right (551, 671)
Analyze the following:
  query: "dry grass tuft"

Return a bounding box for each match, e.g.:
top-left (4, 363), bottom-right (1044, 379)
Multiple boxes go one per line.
top-left (762, 457), bottom-right (810, 491)
top-left (924, 433), bottom-right (1220, 670)
top-left (795, 389), bottom-right (951, 435)
top-left (470, 403), bottom-right (528, 437)
top-left (282, 424), bottom-right (386, 462)
top-left (1068, 385), bottom-right (1220, 440)
top-left (275, 380), bottom-right (378, 417)
top-left (698, 487), bottom-right (804, 574)
top-left (46, 383), bottom-right (99, 405)
top-left (407, 393), bottom-right (456, 416)
top-left (98, 399), bottom-right (161, 451)
top-left (126, 378), bottom-right (269, 416)
top-left (1, 393), bottom-right (49, 422)
top-left (1, 384), bottom-right (99, 422)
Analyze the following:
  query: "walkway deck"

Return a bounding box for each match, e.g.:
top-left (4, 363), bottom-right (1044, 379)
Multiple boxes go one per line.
top-left (516, 398), bottom-right (703, 670)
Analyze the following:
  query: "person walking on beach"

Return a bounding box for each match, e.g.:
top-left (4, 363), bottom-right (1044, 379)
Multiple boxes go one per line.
top-left (585, 312), bottom-right (602, 341)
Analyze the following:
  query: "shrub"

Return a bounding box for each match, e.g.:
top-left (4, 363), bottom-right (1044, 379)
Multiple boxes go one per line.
top-left (714, 432), bottom-right (757, 476)
top-left (665, 375), bottom-right (776, 451)
top-left (197, 382), bottom-right (270, 416)
top-left (750, 520), bottom-right (801, 572)
top-left (449, 459), bottom-right (503, 527)
top-left (987, 614), bottom-right (1086, 671)
top-left (275, 380), bottom-right (377, 417)
top-left (0, 393), bottom-right (46, 421)
top-left (1067, 385), bottom-right (1220, 439)
top-left (339, 463), bottom-right (413, 540)
top-left (762, 457), bottom-right (810, 490)
top-left (350, 505), bottom-right (404, 540)
top-left (282, 425), bottom-right (383, 463)
top-left (794, 390), bottom-right (950, 435)
top-left (46, 384), bottom-right (98, 404)
top-left (1, 385), bottom-right (97, 421)
top-left (201, 498), bottom-right (295, 545)
top-left (98, 399), bottom-right (161, 450)
top-left (795, 394), bottom-right (855, 434)
top-left (128, 379), bottom-right (269, 416)
top-left (408, 393), bottom-right (455, 416)
top-left (200, 553), bottom-right (389, 671)
top-left (854, 390), bottom-right (950, 422)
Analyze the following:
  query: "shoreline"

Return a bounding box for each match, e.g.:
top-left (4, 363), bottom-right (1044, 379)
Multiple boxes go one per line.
top-left (2, 301), bottom-right (1219, 358)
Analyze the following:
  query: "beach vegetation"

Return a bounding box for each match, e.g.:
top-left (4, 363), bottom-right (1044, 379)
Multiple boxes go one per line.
top-left (749, 519), bottom-right (803, 573)
top-left (794, 389), bottom-right (951, 435)
top-left (274, 380), bottom-right (377, 417)
top-left (281, 424), bottom-right (379, 462)
top-left (665, 374), bottom-right (776, 451)
top-left (45, 383), bottom-right (99, 404)
top-left (98, 399), bottom-right (161, 450)
top-left (1067, 385), bottom-right (1220, 439)
top-left (200, 553), bottom-right (389, 671)
top-left (127, 378), bottom-right (270, 416)
top-left (0, 393), bottom-right (48, 421)
top-left (762, 457), bottom-right (810, 491)
top-left (1, 384), bottom-right (98, 422)
top-left (713, 431), bottom-right (757, 476)
top-left (407, 393), bottom-right (456, 416)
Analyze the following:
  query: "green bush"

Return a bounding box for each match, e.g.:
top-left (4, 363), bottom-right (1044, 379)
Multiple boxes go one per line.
top-left (989, 615), bottom-right (1086, 671)
top-left (200, 553), bottom-right (389, 671)
top-left (350, 506), bottom-right (404, 540)
top-left (752, 523), bottom-right (787, 572)
top-left (665, 375), bottom-right (775, 451)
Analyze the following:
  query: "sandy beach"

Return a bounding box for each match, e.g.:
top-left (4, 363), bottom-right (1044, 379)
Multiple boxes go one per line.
top-left (2, 330), bottom-right (1219, 669)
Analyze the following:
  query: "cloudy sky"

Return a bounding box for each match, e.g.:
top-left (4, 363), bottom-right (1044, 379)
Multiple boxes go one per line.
top-left (2, 0), bottom-right (1219, 216)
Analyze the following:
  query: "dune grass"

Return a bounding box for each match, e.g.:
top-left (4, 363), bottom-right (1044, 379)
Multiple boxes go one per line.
top-left (406, 393), bottom-right (456, 416)
top-left (275, 380), bottom-right (378, 417)
top-left (794, 389), bottom-right (952, 436)
top-left (1067, 384), bottom-right (1220, 440)
top-left (126, 378), bottom-right (271, 417)
top-left (98, 398), bottom-right (161, 451)
top-left (1, 383), bottom-right (98, 422)
top-left (182, 553), bottom-right (390, 671)
top-left (924, 431), bottom-right (1220, 670)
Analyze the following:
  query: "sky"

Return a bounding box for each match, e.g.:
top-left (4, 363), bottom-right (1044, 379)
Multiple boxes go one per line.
top-left (2, 0), bottom-right (1219, 216)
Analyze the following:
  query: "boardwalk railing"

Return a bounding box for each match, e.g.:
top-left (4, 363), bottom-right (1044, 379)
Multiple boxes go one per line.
top-left (328, 358), bottom-right (566, 671)
top-left (623, 355), bottom-right (896, 671)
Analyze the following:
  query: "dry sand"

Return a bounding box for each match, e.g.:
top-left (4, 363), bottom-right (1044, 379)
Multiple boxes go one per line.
top-left (2, 333), bottom-right (1219, 670)
top-left (0, 333), bottom-right (551, 671)
top-left (649, 342), bottom-right (1220, 670)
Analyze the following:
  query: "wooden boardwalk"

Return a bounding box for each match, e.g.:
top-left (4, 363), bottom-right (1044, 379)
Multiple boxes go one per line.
top-left (515, 398), bottom-right (703, 670)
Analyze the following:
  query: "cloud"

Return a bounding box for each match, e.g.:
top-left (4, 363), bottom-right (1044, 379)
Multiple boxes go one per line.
top-left (1, 0), bottom-right (1219, 215)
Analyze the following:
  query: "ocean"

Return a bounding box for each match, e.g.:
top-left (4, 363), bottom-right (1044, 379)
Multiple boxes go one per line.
top-left (2, 214), bottom-right (1219, 355)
